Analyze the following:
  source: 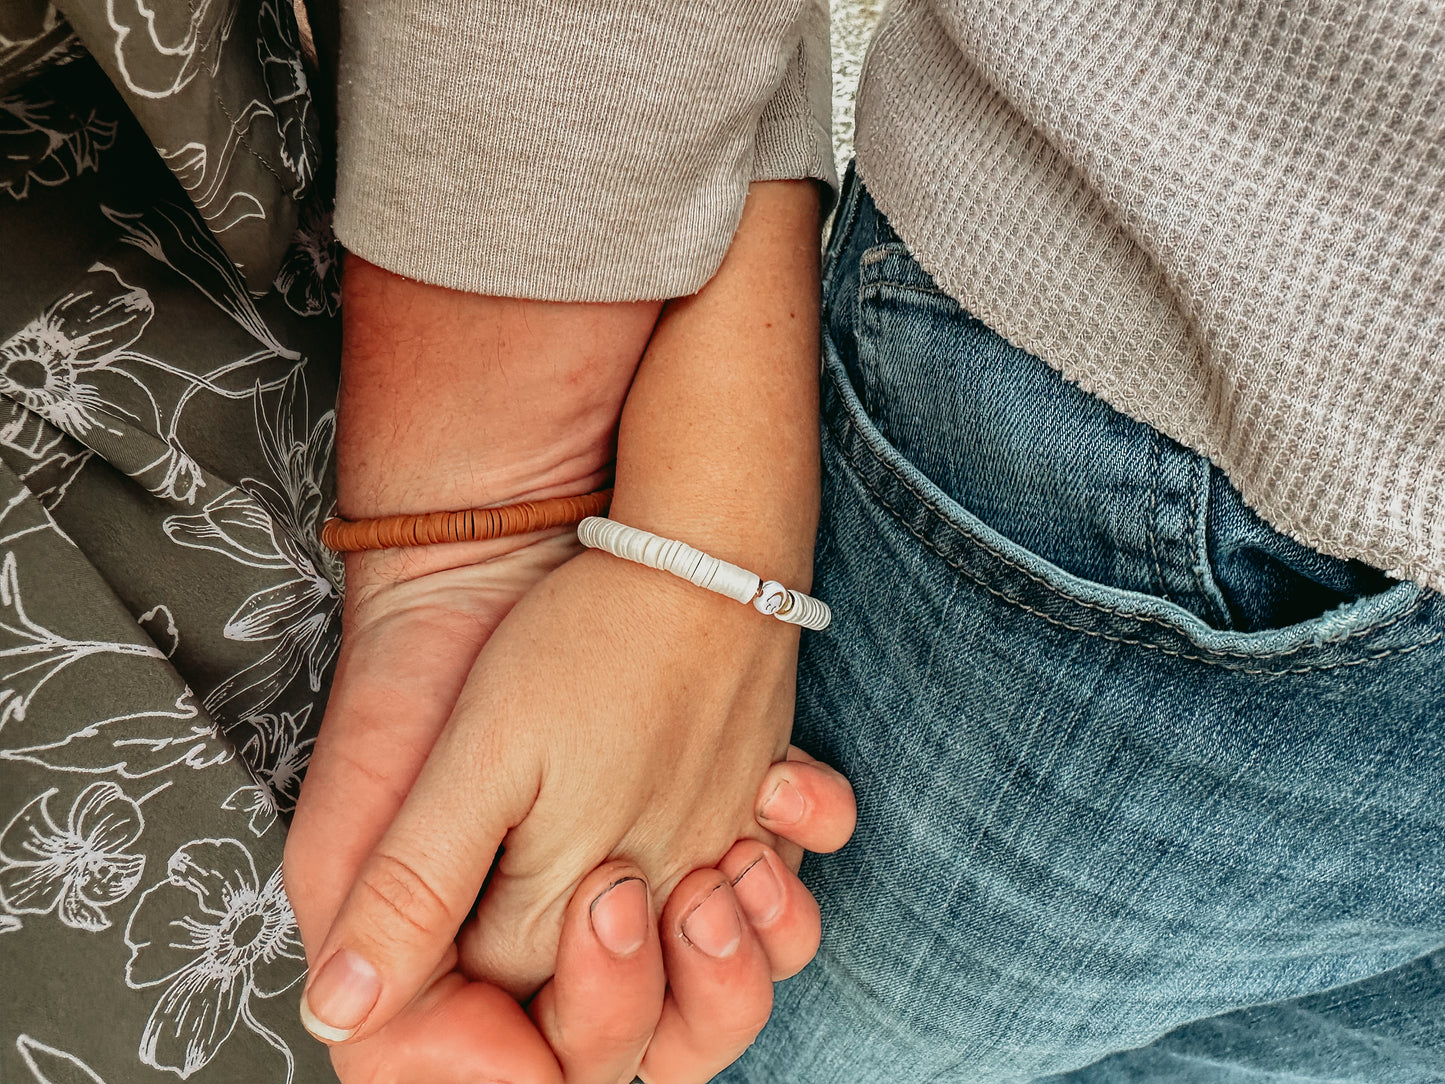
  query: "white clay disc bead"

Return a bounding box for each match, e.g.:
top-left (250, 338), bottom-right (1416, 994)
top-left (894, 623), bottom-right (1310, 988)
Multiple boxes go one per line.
top-left (753, 581), bottom-right (789, 615)
top-left (577, 517), bottom-right (831, 631)
top-left (577, 517), bottom-right (760, 604)
top-left (776, 589), bottom-right (832, 631)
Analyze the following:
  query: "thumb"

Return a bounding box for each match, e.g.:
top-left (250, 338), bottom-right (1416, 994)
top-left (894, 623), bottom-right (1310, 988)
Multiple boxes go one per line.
top-left (754, 745), bottom-right (857, 855)
top-left (299, 723), bottom-right (530, 1045)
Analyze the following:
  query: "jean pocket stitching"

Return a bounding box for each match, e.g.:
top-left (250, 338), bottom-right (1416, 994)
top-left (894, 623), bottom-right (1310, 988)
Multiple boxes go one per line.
top-left (869, 280), bottom-right (952, 298)
top-left (1145, 437), bottom-right (1170, 605)
top-left (848, 450), bottom-right (1441, 673)
top-left (828, 383), bottom-right (1433, 669)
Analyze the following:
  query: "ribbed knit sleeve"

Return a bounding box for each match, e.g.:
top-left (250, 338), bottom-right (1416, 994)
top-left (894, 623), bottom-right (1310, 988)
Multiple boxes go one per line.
top-left (332, 0), bottom-right (835, 302)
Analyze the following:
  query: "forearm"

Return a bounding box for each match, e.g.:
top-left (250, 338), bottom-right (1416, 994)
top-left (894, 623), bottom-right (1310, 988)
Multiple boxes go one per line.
top-left (336, 261), bottom-right (661, 582)
top-left (336, 179), bottom-right (822, 590)
top-left (301, 179), bottom-right (827, 1020)
top-left (609, 179), bottom-right (823, 589)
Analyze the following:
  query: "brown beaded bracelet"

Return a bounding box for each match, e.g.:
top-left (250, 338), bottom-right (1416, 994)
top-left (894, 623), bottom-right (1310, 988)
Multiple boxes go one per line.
top-left (320, 489), bottom-right (613, 552)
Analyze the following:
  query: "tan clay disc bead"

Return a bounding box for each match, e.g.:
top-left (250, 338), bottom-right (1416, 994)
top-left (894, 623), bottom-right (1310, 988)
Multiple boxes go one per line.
top-left (320, 489), bottom-right (612, 552)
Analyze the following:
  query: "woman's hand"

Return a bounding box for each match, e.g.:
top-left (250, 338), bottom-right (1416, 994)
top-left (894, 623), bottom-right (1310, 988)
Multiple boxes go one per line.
top-left (285, 525), bottom-right (856, 1081)
top-left (302, 543), bottom-right (803, 1028)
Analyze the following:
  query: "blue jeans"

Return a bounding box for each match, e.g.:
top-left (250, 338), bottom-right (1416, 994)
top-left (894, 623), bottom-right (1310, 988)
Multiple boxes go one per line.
top-left (718, 169), bottom-right (1445, 1083)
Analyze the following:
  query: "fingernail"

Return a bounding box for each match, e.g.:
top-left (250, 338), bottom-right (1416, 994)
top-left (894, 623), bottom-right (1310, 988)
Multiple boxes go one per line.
top-left (681, 884), bottom-right (741, 958)
top-left (300, 948), bottom-right (380, 1043)
top-left (590, 876), bottom-right (649, 957)
top-left (759, 778), bottom-right (805, 826)
top-left (732, 856), bottom-right (784, 925)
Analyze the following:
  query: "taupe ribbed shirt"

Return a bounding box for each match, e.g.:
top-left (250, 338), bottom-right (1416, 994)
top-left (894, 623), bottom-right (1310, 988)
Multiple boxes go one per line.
top-left (334, 1), bottom-right (1445, 589)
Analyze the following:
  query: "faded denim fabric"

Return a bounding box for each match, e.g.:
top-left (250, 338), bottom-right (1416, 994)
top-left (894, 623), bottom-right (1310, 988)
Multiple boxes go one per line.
top-left (718, 169), bottom-right (1445, 1083)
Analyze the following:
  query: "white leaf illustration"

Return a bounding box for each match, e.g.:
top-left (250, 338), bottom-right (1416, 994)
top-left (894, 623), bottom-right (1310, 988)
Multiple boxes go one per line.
top-left (0, 551), bottom-right (162, 728)
top-left (101, 202), bottom-right (299, 360)
top-left (160, 141), bottom-right (207, 191)
top-left (0, 694), bottom-right (231, 778)
top-left (14, 1034), bottom-right (109, 1084)
top-left (138, 605), bottom-right (180, 658)
top-left (203, 189), bottom-right (267, 234)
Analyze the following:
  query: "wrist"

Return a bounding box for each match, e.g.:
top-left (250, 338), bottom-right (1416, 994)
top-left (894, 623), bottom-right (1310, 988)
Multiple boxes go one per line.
top-left (336, 256), bottom-right (660, 518)
top-left (605, 181), bottom-right (823, 589)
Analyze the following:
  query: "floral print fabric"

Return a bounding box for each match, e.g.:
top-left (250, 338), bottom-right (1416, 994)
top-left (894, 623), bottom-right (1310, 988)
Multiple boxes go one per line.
top-left (10, 0), bottom-right (322, 291)
top-left (0, 20), bottom-right (340, 1083)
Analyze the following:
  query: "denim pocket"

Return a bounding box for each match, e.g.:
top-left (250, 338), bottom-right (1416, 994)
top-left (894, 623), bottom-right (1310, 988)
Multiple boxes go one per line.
top-left (753, 172), bottom-right (1445, 1084)
top-left (781, 314), bottom-right (1445, 1084)
top-left (837, 240), bottom-right (1422, 665)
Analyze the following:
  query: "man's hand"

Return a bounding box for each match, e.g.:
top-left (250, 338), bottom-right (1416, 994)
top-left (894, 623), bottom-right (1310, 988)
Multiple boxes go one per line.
top-left (285, 527), bottom-right (855, 1082)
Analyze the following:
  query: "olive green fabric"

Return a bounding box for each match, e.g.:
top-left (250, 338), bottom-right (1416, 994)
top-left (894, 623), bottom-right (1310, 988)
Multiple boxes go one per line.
top-left (5, 0), bottom-right (321, 291)
top-left (1, 14), bottom-right (342, 1082)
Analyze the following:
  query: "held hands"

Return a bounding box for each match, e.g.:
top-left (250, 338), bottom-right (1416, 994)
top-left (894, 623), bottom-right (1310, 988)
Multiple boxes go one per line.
top-left (285, 531), bottom-right (855, 1083)
top-left (288, 180), bottom-right (834, 1080)
top-left (305, 538), bottom-right (804, 1011)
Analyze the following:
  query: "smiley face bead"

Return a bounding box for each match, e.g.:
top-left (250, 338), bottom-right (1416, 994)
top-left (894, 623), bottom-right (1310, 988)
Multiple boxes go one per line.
top-left (753, 580), bottom-right (789, 616)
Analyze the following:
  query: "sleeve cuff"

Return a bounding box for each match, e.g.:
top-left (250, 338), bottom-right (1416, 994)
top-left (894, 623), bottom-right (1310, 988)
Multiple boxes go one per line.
top-left (333, 0), bottom-right (833, 301)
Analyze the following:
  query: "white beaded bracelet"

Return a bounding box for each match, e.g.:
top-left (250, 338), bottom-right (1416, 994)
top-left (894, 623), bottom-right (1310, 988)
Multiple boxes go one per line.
top-left (576, 517), bottom-right (832, 631)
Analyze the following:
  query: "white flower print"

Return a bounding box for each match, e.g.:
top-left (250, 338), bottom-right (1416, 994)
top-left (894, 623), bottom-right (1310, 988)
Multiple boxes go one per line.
top-left (254, 370), bottom-right (342, 593)
top-left (220, 785), bottom-right (275, 837)
top-left (0, 550), bottom-right (164, 728)
top-left (256, 0), bottom-right (316, 195)
top-left (223, 704), bottom-right (315, 834)
top-left (124, 838), bottom-right (303, 1081)
top-left (0, 407), bottom-right (93, 510)
top-left (106, 0), bottom-right (237, 100)
top-left (0, 782), bottom-right (147, 931)
top-left (15, 1034), bottom-right (110, 1084)
top-left (147, 435), bottom-right (208, 504)
top-left (0, 264), bottom-right (153, 437)
top-left (0, 87), bottom-right (117, 202)
top-left (164, 373), bottom-right (339, 721)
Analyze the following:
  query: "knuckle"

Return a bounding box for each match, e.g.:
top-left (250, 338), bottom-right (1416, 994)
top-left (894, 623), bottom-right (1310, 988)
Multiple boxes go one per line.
top-left (715, 1005), bottom-right (772, 1049)
top-left (738, 988), bottom-right (774, 1037)
top-left (355, 850), bottom-right (455, 942)
top-left (773, 934), bottom-right (820, 981)
top-left (699, 986), bottom-right (772, 1047)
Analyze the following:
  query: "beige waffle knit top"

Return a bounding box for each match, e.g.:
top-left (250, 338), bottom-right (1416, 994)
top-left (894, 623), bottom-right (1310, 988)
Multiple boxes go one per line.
top-left (334, 1), bottom-right (1445, 589)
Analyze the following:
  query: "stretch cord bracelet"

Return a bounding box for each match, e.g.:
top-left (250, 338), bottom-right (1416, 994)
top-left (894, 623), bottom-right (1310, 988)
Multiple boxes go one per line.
top-left (321, 489), bottom-right (612, 552)
top-left (576, 516), bottom-right (831, 631)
